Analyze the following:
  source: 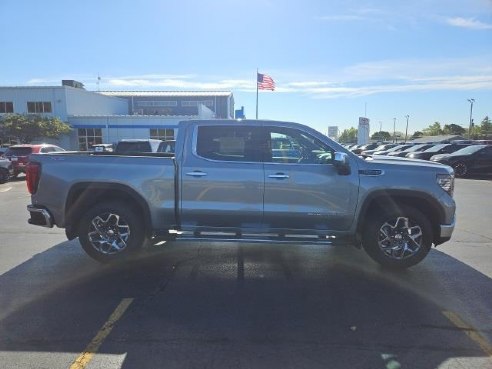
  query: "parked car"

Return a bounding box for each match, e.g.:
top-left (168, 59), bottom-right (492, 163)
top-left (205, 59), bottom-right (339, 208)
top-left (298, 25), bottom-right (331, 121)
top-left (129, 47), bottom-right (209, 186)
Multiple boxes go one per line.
top-left (386, 144), bottom-right (435, 158)
top-left (91, 143), bottom-right (114, 152)
top-left (4, 144), bottom-right (65, 177)
top-left (157, 140), bottom-right (176, 154)
top-left (407, 144), bottom-right (470, 161)
top-left (0, 157), bottom-right (13, 184)
top-left (352, 143), bottom-right (379, 155)
top-left (361, 143), bottom-right (397, 157)
top-left (0, 147), bottom-right (9, 157)
top-left (430, 144), bottom-right (492, 177)
top-left (114, 139), bottom-right (163, 154)
top-left (372, 144), bottom-right (415, 156)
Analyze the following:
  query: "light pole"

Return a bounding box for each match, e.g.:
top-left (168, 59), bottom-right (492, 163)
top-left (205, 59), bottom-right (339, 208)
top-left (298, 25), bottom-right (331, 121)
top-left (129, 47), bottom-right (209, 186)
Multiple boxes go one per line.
top-left (393, 118), bottom-right (396, 143)
top-left (404, 115), bottom-right (409, 143)
top-left (468, 98), bottom-right (475, 138)
top-left (379, 121), bottom-right (382, 141)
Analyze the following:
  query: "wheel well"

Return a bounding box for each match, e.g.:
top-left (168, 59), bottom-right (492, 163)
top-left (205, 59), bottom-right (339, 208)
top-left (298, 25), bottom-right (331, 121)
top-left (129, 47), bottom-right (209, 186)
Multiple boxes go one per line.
top-left (358, 194), bottom-right (443, 245)
top-left (65, 184), bottom-right (152, 239)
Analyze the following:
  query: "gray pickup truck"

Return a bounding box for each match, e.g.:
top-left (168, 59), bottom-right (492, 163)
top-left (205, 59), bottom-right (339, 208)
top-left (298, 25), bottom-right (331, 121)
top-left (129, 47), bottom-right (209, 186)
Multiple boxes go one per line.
top-left (26, 120), bottom-right (456, 269)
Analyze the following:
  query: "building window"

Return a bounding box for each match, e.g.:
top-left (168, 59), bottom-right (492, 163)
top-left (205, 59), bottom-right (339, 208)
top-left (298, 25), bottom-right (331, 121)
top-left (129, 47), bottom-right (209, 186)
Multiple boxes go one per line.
top-left (27, 101), bottom-right (52, 113)
top-left (150, 128), bottom-right (174, 140)
top-left (181, 100), bottom-right (214, 107)
top-left (78, 128), bottom-right (103, 151)
top-left (137, 101), bottom-right (177, 107)
top-left (0, 102), bottom-right (14, 113)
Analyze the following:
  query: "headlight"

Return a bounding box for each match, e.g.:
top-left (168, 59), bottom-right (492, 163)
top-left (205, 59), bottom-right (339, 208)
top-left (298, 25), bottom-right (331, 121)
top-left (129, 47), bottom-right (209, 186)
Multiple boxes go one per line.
top-left (437, 173), bottom-right (454, 196)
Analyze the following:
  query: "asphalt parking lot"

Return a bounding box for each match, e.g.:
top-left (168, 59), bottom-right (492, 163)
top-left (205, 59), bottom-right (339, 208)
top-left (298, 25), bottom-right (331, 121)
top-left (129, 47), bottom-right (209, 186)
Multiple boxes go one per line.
top-left (0, 177), bottom-right (491, 369)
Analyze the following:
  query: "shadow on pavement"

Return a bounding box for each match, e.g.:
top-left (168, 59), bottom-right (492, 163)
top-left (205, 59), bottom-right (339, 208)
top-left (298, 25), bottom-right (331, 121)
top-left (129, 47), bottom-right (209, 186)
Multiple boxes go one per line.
top-left (0, 240), bottom-right (491, 369)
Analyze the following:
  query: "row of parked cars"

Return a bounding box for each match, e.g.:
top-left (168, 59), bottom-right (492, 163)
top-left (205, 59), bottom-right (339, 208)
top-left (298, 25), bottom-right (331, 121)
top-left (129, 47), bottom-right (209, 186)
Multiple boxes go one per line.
top-left (0, 144), bottom-right (66, 184)
top-left (343, 140), bottom-right (492, 177)
top-left (0, 139), bottom-right (177, 184)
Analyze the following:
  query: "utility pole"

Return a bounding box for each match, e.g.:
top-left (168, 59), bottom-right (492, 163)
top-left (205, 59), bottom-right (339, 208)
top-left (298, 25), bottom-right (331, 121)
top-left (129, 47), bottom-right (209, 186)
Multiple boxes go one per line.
top-left (379, 121), bottom-right (382, 141)
top-left (468, 98), bottom-right (475, 138)
top-left (393, 118), bottom-right (397, 143)
top-left (404, 115), bottom-right (409, 143)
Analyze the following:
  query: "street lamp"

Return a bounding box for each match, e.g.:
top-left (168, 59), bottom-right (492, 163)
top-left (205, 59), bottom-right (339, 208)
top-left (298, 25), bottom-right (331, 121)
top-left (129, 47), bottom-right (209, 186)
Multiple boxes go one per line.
top-left (468, 98), bottom-right (475, 138)
top-left (404, 115), bottom-right (409, 143)
top-left (393, 118), bottom-right (396, 143)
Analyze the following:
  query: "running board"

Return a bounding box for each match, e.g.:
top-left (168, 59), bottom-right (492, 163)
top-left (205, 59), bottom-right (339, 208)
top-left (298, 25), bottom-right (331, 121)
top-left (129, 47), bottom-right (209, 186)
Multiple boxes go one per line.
top-left (165, 231), bottom-right (335, 245)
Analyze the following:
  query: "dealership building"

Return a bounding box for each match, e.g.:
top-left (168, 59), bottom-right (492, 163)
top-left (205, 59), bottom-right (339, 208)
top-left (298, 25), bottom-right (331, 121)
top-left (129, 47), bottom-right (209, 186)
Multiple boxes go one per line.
top-left (0, 80), bottom-right (235, 150)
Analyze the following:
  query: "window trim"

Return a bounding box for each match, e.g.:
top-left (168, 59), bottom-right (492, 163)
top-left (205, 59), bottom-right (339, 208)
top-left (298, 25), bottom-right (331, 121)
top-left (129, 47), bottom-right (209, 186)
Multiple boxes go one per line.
top-left (0, 101), bottom-right (14, 113)
top-left (27, 101), bottom-right (52, 113)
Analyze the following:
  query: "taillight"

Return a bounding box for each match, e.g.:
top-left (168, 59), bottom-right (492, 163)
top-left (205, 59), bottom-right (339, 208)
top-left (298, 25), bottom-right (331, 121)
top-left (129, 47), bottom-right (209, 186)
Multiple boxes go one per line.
top-left (26, 162), bottom-right (41, 194)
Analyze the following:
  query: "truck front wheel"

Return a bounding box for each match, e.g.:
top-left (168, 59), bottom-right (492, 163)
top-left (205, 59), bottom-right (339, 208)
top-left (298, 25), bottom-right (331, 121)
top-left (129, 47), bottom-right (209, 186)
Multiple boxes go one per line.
top-left (78, 201), bottom-right (145, 263)
top-left (362, 205), bottom-right (433, 269)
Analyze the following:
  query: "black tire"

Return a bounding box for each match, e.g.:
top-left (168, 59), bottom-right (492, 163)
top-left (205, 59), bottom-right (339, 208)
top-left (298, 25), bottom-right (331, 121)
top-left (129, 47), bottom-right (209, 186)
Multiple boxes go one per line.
top-left (362, 205), bottom-right (433, 269)
top-left (78, 201), bottom-right (145, 263)
top-left (452, 162), bottom-right (468, 178)
top-left (0, 168), bottom-right (9, 184)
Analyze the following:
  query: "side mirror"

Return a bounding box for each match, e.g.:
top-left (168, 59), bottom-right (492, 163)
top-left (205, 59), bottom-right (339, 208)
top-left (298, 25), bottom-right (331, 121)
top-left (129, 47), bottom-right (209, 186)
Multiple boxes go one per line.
top-left (333, 152), bottom-right (351, 175)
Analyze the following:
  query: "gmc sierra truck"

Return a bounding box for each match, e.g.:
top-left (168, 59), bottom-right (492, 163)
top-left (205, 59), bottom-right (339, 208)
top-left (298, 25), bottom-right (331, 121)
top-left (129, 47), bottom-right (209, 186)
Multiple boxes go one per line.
top-left (26, 120), bottom-right (456, 269)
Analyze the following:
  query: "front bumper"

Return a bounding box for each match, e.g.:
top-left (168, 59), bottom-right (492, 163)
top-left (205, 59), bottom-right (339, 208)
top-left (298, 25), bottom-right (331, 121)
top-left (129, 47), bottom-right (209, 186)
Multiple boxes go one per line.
top-left (27, 205), bottom-right (54, 228)
top-left (435, 216), bottom-right (456, 245)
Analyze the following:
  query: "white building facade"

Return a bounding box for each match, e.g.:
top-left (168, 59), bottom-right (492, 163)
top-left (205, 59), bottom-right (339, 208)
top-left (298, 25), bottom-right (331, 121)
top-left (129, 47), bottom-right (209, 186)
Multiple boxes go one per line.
top-left (0, 81), bottom-right (233, 150)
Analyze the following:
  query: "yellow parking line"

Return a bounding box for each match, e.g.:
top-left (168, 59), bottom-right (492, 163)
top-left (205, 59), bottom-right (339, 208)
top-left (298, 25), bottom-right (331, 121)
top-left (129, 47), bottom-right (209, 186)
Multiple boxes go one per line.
top-left (69, 298), bottom-right (134, 369)
top-left (442, 310), bottom-right (492, 357)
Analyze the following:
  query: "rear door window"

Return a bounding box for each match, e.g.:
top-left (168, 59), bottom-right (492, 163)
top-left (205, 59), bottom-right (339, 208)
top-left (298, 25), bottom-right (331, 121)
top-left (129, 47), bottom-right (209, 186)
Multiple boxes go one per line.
top-left (196, 126), bottom-right (266, 162)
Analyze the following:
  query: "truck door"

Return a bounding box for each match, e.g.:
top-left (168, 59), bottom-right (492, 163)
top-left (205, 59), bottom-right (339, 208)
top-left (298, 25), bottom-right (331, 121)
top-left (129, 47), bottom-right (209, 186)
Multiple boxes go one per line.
top-left (263, 126), bottom-right (359, 232)
top-left (180, 124), bottom-right (265, 231)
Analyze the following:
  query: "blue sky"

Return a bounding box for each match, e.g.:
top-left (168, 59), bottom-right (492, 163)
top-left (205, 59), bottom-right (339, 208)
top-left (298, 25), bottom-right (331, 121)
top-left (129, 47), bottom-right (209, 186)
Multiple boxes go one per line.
top-left (1, 0), bottom-right (491, 135)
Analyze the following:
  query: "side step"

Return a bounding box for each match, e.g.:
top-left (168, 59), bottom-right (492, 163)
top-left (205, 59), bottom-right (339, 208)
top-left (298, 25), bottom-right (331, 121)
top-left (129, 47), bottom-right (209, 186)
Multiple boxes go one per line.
top-left (160, 230), bottom-right (336, 246)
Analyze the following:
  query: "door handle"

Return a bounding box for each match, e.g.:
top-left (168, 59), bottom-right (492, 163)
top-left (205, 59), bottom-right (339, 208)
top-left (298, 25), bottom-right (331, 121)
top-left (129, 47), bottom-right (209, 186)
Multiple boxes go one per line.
top-left (268, 173), bottom-right (289, 179)
top-left (186, 171), bottom-right (207, 177)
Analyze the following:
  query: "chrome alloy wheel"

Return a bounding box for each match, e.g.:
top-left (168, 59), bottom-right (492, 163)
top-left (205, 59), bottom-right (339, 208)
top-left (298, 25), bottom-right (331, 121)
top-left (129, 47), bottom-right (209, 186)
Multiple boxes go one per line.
top-left (87, 213), bottom-right (130, 255)
top-left (378, 217), bottom-right (423, 260)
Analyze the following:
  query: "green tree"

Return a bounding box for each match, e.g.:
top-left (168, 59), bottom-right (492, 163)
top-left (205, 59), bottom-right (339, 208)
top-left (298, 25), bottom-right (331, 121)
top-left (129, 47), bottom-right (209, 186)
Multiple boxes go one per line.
top-left (0, 114), bottom-right (71, 144)
top-left (422, 122), bottom-right (443, 136)
top-left (339, 127), bottom-right (358, 143)
top-left (371, 131), bottom-right (391, 141)
top-left (480, 116), bottom-right (492, 137)
top-left (442, 124), bottom-right (466, 135)
top-left (412, 131), bottom-right (424, 139)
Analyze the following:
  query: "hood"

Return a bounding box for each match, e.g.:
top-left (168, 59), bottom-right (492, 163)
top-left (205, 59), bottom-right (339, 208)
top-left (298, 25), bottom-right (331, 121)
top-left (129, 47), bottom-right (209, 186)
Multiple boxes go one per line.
top-left (363, 155), bottom-right (451, 171)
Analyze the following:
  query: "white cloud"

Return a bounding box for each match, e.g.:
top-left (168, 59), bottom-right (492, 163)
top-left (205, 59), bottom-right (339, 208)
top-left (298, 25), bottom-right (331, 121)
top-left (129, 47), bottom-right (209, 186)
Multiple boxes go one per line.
top-left (446, 17), bottom-right (492, 30)
top-left (106, 77), bottom-right (255, 91)
top-left (25, 57), bottom-right (492, 99)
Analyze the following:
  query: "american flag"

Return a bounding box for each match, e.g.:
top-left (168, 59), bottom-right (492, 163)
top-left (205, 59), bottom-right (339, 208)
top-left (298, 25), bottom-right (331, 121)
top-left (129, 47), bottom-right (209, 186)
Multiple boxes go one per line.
top-left (257, 73), bottom-right (275, 91)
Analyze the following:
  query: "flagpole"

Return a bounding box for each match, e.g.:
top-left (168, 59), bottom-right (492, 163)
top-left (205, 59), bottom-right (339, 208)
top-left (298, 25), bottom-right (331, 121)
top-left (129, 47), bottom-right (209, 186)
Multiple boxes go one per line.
top-left (256, 68), bottom-right (259, 120)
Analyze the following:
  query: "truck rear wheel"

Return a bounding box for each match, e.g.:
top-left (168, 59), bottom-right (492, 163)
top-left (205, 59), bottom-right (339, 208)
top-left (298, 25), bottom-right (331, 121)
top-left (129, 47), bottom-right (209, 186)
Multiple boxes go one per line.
top-left (362, 205), bottom-right (433, 269)
top-left (78, 201), bottom-right (145, 263)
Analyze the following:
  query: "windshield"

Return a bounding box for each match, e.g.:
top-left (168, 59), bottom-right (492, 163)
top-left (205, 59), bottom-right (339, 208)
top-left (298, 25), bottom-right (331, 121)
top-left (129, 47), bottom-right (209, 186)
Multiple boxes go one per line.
top-left (424, 144), bottom-right (448, 152)
top-left (386, 144), bottom-right (411, 152)
top-left (5, 147), bottom-right (32, 156)
top-left (450, 145), bottom-right (486, 156)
